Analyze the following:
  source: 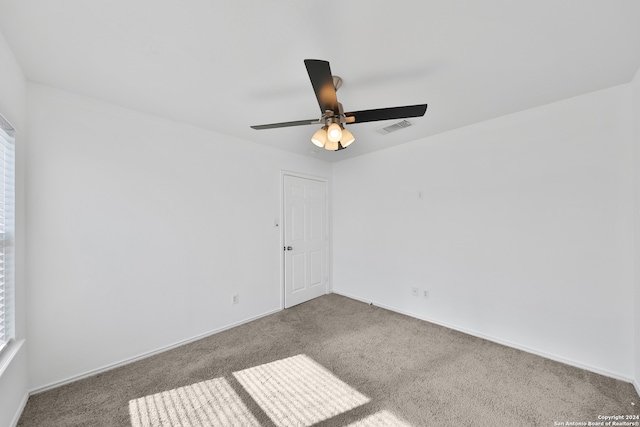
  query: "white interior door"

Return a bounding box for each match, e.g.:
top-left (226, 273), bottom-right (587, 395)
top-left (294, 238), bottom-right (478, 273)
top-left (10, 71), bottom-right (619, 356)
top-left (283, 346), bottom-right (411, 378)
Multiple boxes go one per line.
top-left (283, 175), bottom-right (327, 308)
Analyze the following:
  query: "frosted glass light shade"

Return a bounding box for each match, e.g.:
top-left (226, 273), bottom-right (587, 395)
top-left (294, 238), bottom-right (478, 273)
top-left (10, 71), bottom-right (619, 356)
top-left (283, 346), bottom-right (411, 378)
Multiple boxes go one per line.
top-left (327, 123), bottom-right (342, 142)
top-left (340, 128), bottom-right (355, 148)
top-left (311, 127), bottom-right (327, 147)
top-left (324, 139), bottom-right (339, 151)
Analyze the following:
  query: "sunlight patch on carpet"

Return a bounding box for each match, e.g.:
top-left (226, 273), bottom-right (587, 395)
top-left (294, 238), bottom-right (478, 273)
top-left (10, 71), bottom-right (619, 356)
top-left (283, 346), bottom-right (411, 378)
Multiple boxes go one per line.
top-left (345, 410), bottom-right (413, 426)
top-left (129, 377), bottom-right (260, 427)
top-left (233, 354), bottom-right (371, 427)
top-left (128, 354), bottom-right (412, 427)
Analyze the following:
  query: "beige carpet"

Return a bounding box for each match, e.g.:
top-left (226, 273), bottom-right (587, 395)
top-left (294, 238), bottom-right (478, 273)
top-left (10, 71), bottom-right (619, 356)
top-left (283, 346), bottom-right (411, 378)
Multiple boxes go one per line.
top-left (17, 294), bottom-right (640, 426)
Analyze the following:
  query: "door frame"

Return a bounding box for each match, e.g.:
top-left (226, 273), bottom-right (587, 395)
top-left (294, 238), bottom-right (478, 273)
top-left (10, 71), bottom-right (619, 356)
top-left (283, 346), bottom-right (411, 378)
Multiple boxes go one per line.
top-left (280, 171), bottom-right (330, 310)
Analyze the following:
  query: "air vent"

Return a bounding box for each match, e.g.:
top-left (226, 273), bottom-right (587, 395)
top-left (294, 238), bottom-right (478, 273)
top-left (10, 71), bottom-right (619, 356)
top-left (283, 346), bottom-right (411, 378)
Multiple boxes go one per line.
top-left (375, 119), bottom-right (413, 135)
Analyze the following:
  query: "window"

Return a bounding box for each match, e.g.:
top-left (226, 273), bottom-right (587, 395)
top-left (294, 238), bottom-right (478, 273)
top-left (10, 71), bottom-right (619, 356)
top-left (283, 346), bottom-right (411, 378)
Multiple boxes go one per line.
top-left (0, 114), bottom-right (15, 353)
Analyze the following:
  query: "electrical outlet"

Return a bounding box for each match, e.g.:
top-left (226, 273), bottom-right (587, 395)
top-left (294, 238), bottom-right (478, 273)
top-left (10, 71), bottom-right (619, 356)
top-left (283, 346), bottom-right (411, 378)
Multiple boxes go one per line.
top-left (423, 290), bottom-right (429, 299)
top-left (411, 287), bottom-right (419, 297)
top-left (232, 294), bottom-right (239, 304)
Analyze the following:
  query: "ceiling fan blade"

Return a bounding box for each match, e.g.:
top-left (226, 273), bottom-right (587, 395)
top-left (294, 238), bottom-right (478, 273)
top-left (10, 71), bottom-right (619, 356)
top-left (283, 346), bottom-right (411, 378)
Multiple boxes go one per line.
top-left (250, 119), bottom-right (320, 130)
top-left (344, 104), bottom-right (427, 124)
top-left (304, 59), bottom-right (339, 114)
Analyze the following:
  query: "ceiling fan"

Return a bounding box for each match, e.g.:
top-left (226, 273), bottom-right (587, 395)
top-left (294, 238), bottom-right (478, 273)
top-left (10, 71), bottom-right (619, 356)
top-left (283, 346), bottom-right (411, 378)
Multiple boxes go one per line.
top-left (250, 59), bottom-right (428, 151)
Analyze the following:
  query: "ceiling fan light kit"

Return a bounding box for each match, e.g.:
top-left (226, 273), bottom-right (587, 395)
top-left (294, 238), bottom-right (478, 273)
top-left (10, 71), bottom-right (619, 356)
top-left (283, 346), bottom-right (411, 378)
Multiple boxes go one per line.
top-left (250, 59), bottom-right (428, 152)
top-left (340, 127), bottom-right (355, 148)
top-left (324, 139), bottom-right (340, 151)
top-left (327, 122), bottom-right (342, 142)
top-left (310, 121), bottom-right (355, 150)
top-left (311, 126), bottom-right (328, 148)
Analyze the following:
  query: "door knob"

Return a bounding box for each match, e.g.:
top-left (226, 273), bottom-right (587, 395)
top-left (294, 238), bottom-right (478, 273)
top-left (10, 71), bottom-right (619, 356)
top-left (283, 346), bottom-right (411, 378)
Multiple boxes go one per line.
top-left (287, 246), bottom-right (292, 251)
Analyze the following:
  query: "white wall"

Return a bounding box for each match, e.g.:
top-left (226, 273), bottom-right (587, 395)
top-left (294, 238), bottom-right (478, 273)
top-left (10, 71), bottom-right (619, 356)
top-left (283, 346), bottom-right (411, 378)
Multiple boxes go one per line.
top-left (25, 83), bottom-right (332, 390)
top-left (0, 29), bottom-right (28, 427)
top-left (633, 66), bottom-right (640, 393)
top-left (333, 84), bottom-right (635, 380)
top-left (9, 43), bottom-right (640, 413)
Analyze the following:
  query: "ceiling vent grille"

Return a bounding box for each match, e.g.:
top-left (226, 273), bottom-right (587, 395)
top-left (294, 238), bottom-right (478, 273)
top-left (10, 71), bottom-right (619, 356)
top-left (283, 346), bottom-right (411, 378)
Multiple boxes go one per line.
top-left (375, 119), bottom-right (413, 135)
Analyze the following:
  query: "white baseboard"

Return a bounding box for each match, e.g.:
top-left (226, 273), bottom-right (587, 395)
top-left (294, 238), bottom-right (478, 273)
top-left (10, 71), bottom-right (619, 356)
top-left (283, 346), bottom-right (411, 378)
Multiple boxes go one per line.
top-left (31, 307), bottom-right (282, 394)
top-left (634, 380), bottom-right (640, 398)
top-left (0, 340), bottom-right (28, 427)
top-left (332, 290), bottom-right (634, 384)
top-left (10, 392), bottom-right (29, 427)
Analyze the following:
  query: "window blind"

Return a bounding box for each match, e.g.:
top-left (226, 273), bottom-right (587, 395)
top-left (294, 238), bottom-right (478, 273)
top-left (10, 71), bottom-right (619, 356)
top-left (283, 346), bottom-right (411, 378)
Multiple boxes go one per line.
top-left (0, 115), bottom-right (15, 353)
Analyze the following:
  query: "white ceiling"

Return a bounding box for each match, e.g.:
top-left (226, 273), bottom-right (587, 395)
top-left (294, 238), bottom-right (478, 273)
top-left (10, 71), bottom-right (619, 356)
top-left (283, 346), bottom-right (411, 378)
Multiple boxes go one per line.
top-left (1, 1), bottom-right (639, 162)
